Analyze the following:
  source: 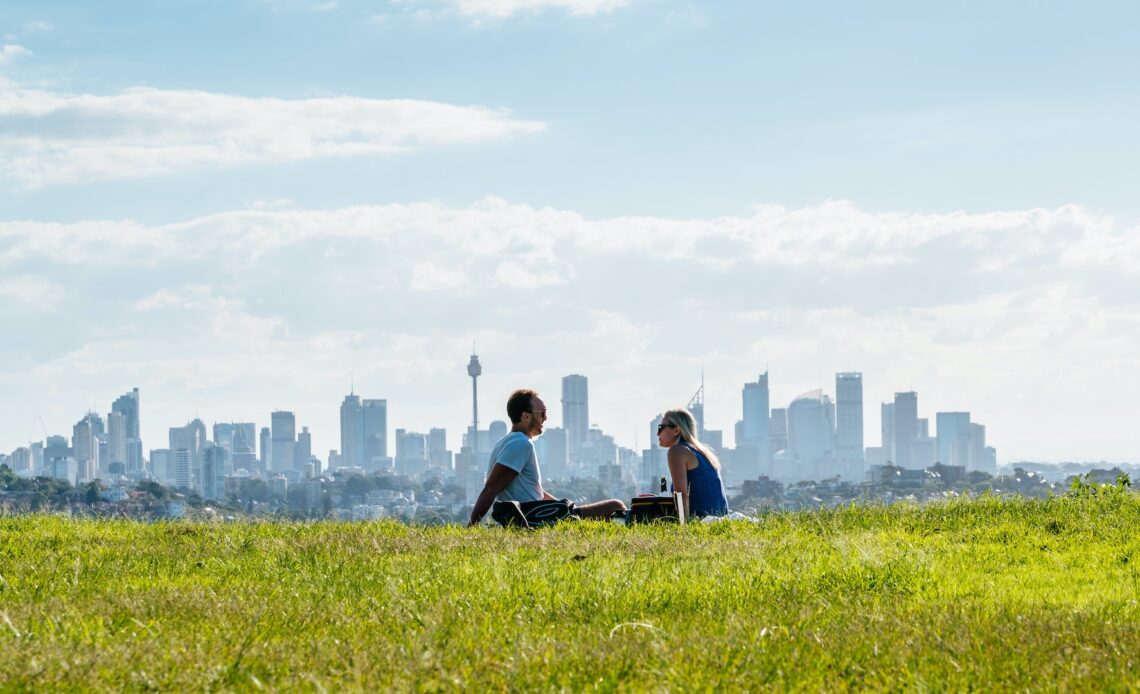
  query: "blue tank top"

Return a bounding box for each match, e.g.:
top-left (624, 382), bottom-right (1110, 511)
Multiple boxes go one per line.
top-left (672, 443), bottom-right (729, 518)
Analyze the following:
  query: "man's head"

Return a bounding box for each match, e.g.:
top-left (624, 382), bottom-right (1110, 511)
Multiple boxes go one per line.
top-left (507, 389), bottom-right (547, 438)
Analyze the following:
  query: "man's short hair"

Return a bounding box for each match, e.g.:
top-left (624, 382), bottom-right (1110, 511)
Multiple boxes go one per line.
top-left (506, 389), bottom-right (538, 424)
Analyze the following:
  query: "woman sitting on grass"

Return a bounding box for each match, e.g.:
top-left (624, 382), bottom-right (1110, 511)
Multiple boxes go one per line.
top-left (657, 408), bottom-right (728, 518)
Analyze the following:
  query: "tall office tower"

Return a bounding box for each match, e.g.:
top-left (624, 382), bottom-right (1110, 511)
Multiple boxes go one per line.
top-left (30, 441), bottom-right (44, 476)
top-left (111, 388), bottom-right (140, 440)
top-left (340, 393), bottom-right (364, 468)
top-left (880, 403), bottom-right (895, 461)
top-left (150, 449), bottom-right (173, 486)
top-left (562, 374), bottom-right (589, 461)
top-left (969, 423), bottom-right (988, 472)
top-left (741, 372), bottom-right (771, 454)
top-left (202, 445), bottom-right (228, 500)
top-left (427, 428), bottom-right (452, 472)
top-left (216, 422), bottom-right (257, 471)
top-left (213, 422), bottom-right (235, 453)
top-left (468, 353), bottom-right (482, 452)
top-left (537, 427), bottom-right (569, 481)
top-left (112, 387), bottom-right (143, 471)
top-left (822, 394), bottom-right (835, 436)
top-left (44, 436), bottom-right (70, 464)
top-left (232, 419), bottom-right (257, 467)
top-left (297, 426), bottom-right (312, 471)
top-left (173, 448), bottom-right (193, 490)
top-left (107, 411), bottom-right (128, 466)
top-left (232, 423), bottom-right (256, 454)
top-left (270, 411), bottom-right (296, 474)
top-left (72, 412), bottom-right (103, 482)
top-left (935, 412), bottom-right (971, 466)
top-left (787, 390), bottom-right (834, 481)
top-left (8, 448), bottom-right (29, 474)
top-left (983, 445), bottom-right (998, 474)
top-left (169, 421), bottom-right (205, 465)
top-left (48, 456), bottom-right (79, 485)
top-left (259, 427), bottom-right (271, 468)
top-left (835, 373), bottom-right (864, 475)
top-left (362, 399), bottom-right (387, 469)
top-left (769, 408), bottom-right (788, 458)
top-left (395, 429), bottom-right (428, 477)
top-left (892, 392), bottom-right (918, 469)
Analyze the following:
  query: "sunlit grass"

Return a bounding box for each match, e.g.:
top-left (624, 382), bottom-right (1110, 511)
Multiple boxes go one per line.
top-left (2, 494), bottom-right (1138, 690)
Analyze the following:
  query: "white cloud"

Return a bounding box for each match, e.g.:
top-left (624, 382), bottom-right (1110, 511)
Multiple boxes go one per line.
top-left (0, 274), bottom-right (63, 307)
top-left (493, 260), bottom-right (567, 288)
top-left (411, 263), bottom-right (468, 291)
top-left (0, 44), bottom-right (30, 65)
top-left (2, 199), bottom-right (1139, 462)
top-left (0, 86), bottom-right (545, 187)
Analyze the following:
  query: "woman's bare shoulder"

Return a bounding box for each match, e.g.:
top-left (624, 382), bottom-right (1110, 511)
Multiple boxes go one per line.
top-left (667, 444), bottom-right (695, 462)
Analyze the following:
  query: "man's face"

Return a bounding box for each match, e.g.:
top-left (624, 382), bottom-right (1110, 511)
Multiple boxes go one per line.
top-left (523, 396), bottom-right (547, 437)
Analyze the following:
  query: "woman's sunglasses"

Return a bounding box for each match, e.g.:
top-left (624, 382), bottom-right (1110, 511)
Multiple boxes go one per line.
top-left (656, 422), bottom-right (677, 434)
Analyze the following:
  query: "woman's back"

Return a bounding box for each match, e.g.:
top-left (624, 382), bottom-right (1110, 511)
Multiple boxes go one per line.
top-left (680, 443), bottom-right (728, 517)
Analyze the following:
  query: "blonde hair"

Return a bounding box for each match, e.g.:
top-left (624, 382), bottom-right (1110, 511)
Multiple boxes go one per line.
top-left (661, 408), bottom-right (721, 470)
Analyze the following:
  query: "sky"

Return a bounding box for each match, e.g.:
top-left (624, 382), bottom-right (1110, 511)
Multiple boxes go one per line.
top-left (2, 0), bottom-right (1139, 463)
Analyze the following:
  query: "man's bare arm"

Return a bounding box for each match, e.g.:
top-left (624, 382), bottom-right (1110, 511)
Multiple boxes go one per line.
top-left (467, 463), bottom-right (520, 527)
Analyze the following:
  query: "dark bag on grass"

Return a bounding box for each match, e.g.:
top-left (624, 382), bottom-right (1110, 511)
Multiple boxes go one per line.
top-left (491, 499), bottom-right (576, 529)
top-left (627, 495), bottom-right (680, 524)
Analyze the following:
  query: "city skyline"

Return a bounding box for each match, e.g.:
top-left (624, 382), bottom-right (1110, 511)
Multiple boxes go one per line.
top-left (3, 364), bottom-right (1007, 506)
top-left (2, 2), bottom-right (1138, 462)
top-left (3, 363), bottom-right (1000, 470)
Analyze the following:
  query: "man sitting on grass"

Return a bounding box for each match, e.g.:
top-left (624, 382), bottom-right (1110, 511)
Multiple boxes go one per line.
top-left (467, 388), bottom-right (627, 527)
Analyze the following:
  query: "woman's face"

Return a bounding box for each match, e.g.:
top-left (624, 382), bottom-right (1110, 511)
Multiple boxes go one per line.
top-left (656, 419), bottom-right (680, 448)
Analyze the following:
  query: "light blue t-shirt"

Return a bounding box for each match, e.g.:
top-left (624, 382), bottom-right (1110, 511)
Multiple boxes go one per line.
top-left (487, 431), bottom-right (543, 503)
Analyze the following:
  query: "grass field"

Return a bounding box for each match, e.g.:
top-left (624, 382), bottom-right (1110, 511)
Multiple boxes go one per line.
top-left (2, 493), bottom-right (1139, 691)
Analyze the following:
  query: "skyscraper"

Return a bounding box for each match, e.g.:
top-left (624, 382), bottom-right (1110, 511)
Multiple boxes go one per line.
top-left (536, 427), bottom-right (568, 481)
top-left (259, 427), bottom-right (271, 469)
top-left (970, 423), bottom-right (989, 473)
top-left (170, 419), bottom-right (206, 485)
top-left (892, 392), bottom-right (918, 469)
top-left (271, 411), bottom-right (296, 473)
top-left (340, 393), bottom-right (364, 468)
top-left (297, 426), bottom-right (312, 471)
top-left (202, 445), bottom-right (227, 500)
top-left (786, 390), bottom-right (834, 481)
top-left (362, 399), bottom-right (387, 469)
top-left (111, 388), bottom-right (140, 440)
top-left (107, 411), bottom-right (128, 466)
top-left (428, 428), bottom-right (452, 471)
top-left (562, 374), bottom-right (589, 461)
top-left (881, 402), bottom-right (895, 461)
top-left (835, 372), bottom-right (864, 476)
top-left (72, 412), bottom-right (104, 483)
top-left (174, 448), bottom-right (193, 490)
top-left (214, 422), bottom-right (257, 471)
top-left (395, 429), bottom-right (428, 477)
top-left (112, 387), bottom-right (143, 471)
top-left (741, 372), bottom-right (771, 457)
top-left (936, 412), bottom-right (971, 466)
